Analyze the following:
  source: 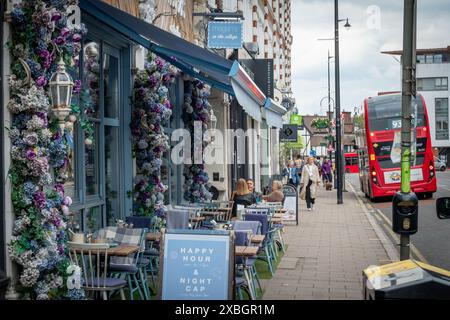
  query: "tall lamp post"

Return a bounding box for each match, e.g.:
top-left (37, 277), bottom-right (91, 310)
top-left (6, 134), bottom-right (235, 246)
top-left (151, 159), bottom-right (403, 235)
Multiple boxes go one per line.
top-left (319, 0), bottom-right (350, 204)
top-left (334, 1), bottom-right (350, 204)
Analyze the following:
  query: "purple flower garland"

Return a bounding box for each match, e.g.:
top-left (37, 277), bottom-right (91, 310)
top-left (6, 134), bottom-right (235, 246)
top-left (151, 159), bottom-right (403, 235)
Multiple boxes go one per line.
top-left (131, 53), bottom-right (178, 218)
top-left (182, 80), bottom-right (212, 203)
top-left (8, 0), bottom-right (86, 300)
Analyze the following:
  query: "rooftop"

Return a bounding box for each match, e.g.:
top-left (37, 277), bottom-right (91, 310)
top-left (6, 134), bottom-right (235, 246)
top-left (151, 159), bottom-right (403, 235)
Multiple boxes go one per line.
top-left (381, 46), bottom-right (450, 56)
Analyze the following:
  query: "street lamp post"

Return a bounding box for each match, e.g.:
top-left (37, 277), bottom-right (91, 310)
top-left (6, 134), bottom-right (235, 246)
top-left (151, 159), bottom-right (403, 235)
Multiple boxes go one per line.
top-left (334, 1), bottom-right (350, 205)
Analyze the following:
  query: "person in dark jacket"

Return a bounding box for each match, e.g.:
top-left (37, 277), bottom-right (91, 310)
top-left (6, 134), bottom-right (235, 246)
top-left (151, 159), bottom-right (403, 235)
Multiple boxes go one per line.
top-left (246, 179), bottom-right (262, 201)
top-left (230, 178), bottom-right (256, 218)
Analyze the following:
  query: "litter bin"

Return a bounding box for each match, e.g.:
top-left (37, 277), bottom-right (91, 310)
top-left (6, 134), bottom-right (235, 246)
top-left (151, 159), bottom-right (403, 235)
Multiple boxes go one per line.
top-left (363, 260), bottom-right (450, 299)
top-left (0, 271), bottom-right (10, 300)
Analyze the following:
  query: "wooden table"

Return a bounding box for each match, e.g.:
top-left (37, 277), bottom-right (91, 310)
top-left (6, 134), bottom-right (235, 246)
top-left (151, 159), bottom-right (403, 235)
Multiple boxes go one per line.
top-left (271, 218), bottom-right (282, 224)
top-left (146, 232), bottom-right (161, 241)
top-left (250, 235), bottom-right (265, 244)
top-left (106, 245), bottom-right (140, 256)
top-left (235, 246), bottom-right (259, 257)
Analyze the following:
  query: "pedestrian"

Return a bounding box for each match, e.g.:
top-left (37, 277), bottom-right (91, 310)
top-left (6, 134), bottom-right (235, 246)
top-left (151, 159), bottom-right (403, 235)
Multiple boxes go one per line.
top-left (284, 160), bottom-right (300, 189)
top-left (246, 179), bottom-right (262, 202)
top-left (295, 155), bottom-right (303, 181)
top-left (230, 178), bottom-right (257, 218)
top-left (262, 180), bottom-right (285, 203)
top-left (321, 157), bottom-right (333, 186)
top-left (300, 156), bottom-right (320, 211)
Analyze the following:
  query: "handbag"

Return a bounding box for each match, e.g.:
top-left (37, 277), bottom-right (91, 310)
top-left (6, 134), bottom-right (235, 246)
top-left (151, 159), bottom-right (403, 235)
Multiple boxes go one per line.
top-left (299, 186), bottom-right (306, 200)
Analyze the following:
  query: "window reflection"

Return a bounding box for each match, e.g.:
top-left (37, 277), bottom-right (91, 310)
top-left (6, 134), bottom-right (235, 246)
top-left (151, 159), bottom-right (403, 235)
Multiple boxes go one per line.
top-left (103, 54), bottom-right (119, 119)
top-left (64, 124), bottom-right (77, 200)
top-left (105, 126), bottom-right (119, 225)
top-left (86, 206), bottom-right (102, 233)
top-left (83, 41), bottom-right (100, 118)
top-left (85, 124), bottom-right (99, 196)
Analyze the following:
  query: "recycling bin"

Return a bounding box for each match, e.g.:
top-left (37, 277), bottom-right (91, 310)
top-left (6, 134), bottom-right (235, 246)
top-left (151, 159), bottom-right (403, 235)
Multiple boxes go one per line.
top-left (363, 260), bottom-right (450, 300)
top-left (0, 271), bottom-right (10, 300)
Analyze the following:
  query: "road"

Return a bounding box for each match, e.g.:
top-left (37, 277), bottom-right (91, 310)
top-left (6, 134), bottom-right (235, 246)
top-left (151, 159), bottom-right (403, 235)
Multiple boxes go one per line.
top-left (346, 172), bottom-right (450, 270)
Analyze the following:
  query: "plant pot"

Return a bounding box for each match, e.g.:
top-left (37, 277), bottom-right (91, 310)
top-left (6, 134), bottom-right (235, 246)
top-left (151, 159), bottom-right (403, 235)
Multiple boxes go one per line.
top-left (0, 271), bottom-right (10, 300)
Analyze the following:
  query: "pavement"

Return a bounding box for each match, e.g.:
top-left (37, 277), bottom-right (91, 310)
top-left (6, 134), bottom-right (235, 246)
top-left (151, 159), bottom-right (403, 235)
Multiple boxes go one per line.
top-left (261, 182), bottom-right (397, 300)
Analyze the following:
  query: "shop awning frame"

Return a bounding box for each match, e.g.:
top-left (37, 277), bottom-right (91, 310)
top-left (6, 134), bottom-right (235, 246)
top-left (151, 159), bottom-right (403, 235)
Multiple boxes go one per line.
top-left (262, 98), bottom-right (287, 128)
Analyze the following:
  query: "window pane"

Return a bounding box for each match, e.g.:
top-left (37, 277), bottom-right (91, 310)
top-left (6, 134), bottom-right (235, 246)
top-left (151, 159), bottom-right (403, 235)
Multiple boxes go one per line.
top-left (436, 98), bottom-right (449, 140)
top-left (105, 126), bottom-right (120, 225)
top-left (64, 124), bottom-right (77, 201)
top-left (161, 153), bottom-right (170, 205)
top-left (104, 54), bottom-right (119, 119)
top-left (67, 210), bottom-right (82, 233)
top-left (86, 206), bottom-right (102, 233)
top-left (434, 54), bottom-right (443, 63)
top-left (83, 41), bottom-right (101, 118)
top-left (85, 124), bottom-right (99, 196)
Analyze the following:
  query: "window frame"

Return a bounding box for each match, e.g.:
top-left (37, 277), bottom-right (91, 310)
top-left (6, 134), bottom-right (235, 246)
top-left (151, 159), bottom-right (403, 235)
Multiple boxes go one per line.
top-left (68, 15), bottom-right (133, 231)
top-left (436, 98), bottom-right (449, 141)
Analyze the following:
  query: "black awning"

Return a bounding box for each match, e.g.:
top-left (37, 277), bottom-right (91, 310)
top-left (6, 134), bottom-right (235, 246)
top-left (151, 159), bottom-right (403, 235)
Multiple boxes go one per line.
top-left (79, 0), bottom-right (234, 94)
top-left (79, 0), bottom-right (268, 120)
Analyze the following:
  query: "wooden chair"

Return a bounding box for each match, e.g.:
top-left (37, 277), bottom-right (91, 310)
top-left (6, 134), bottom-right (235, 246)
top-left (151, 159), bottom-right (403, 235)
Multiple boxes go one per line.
top-left (212, 200), bottom-right (234, 222)
top-left (67, 242), bottom-right (127, 300)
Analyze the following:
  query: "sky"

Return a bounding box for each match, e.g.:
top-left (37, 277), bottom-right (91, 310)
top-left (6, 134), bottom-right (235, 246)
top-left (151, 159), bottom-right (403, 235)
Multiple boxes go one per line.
top-left (291, 0), bottom-right (450, 116)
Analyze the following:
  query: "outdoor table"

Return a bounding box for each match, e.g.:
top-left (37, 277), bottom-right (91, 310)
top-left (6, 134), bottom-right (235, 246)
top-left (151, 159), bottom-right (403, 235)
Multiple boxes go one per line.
top-left (271, 217), bottom-right (283, 224)
top-left (146, 232), bottom-right (161, 242)
top-left (250, 235), bottom-right (265, 244)
top-left (71, 245), bottom-right (140, 257)
top-left (106, 245), bottom-right (140, 257)
top-left (235, 246), bottom-right (259, 257)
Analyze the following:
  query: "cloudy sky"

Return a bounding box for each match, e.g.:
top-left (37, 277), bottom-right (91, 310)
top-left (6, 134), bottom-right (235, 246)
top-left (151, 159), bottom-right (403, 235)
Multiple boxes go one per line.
top-left (291, 0), bottom-right (450, 115)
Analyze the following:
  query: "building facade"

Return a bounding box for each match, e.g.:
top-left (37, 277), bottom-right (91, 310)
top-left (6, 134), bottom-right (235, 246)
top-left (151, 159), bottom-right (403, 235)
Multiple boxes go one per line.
top-left (383, 46), bottom-right (450, 164)
top-left (0, 0), bottom-right (292, 296)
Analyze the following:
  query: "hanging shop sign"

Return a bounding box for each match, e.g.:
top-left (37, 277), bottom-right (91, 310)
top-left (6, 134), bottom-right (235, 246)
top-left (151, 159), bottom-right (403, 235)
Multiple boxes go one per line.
top-left (240, 59), bottom-right (274, 98)
top-left (160, 229), bottom-right (234, 300)
top-left (280, 124), bottom-right (298, 143)
top-left (290, 114), bottom-right (304, 130)
top-left (207, 21), bottom-right (243, 49)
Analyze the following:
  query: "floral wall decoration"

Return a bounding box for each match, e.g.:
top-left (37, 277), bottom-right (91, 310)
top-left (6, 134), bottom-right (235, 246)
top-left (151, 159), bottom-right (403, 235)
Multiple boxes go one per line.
top-left (131, 52), bottom-right (178, 218)
top-left (182, 79), bottom-right (213, 203)
top-left (7, 0), bottom-right (87, 299)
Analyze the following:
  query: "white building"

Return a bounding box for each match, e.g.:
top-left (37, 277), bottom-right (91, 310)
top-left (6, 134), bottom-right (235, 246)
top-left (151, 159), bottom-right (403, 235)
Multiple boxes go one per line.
top-left (383, 46), bottom-right (450, 164)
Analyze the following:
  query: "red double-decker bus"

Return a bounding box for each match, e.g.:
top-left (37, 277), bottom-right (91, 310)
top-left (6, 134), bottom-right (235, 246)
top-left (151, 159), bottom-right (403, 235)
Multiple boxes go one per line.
top-left (356, 94), bottom-right (437, 200)
top-left (344, 152), bottom-right (359, 173)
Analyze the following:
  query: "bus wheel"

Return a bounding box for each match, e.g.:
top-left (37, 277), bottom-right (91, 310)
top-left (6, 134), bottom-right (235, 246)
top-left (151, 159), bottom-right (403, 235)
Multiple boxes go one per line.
top-left (425, 192), bottom-right (433, 199)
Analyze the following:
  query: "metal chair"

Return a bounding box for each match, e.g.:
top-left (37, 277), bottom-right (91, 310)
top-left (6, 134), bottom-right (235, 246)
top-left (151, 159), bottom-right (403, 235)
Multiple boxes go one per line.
top-left (212, 200), bottom-right (234, 222)
top-left (166, 209), bottom-right (190, 229)
top-left (109, 227), bottom-right (147, 300)
top-left (67, 242), bottom-right (127, 300)
top-left (243, 213), bottom-right (275, 276)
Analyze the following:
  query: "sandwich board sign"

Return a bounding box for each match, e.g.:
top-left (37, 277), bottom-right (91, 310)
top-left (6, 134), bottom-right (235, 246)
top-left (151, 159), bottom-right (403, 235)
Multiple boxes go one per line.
top-left (159, 229), bottom-right (234, 300)
top-left (282, 184), bottom-right (299, 225)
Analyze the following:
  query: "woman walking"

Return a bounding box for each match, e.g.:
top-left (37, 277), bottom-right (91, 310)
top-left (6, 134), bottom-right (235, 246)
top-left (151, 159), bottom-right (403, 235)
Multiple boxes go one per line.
top-left (300, 157), bottom-right (320, 211)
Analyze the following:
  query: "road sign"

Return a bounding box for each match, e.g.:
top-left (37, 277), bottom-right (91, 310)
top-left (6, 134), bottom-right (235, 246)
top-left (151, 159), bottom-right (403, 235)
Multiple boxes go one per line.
top-left (309, 149), bottom-right (316, 157)
top-left (280, 124), bottom-right (298, 142)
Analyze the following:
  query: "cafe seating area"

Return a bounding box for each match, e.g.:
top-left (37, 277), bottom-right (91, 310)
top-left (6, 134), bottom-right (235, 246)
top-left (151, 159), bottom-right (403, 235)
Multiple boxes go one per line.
top-left (67, 200), bottom-right (288, 300)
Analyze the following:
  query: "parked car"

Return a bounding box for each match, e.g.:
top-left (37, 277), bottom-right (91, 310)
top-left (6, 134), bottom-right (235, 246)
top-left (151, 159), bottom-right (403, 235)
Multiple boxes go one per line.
top-left (434, 157), bottom-right (447, 172)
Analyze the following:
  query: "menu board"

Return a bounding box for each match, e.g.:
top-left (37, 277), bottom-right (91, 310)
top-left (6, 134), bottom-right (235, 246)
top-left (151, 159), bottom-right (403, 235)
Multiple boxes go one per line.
top-left (160, 230), bottom-right (233, 300)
